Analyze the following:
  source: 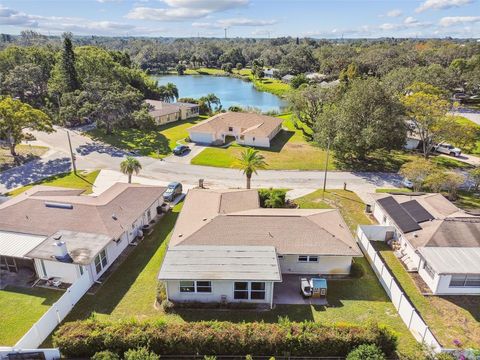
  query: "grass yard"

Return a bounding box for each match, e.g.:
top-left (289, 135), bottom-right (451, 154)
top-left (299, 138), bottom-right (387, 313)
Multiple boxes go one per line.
top-left (191, 114), bottom-right (335, 170)
top-left (232, 68), bottom-right (291, 97)
top-left (0, 286), bottom-right (61, 345)
top-left (184, 67), bottom-right (227, 76)
top-left (0, 144), bottom-right (48, 172)
top-left (373, 242), bottom-right (480, 349)
top-left (87, 116), bottom-right (206, 158)
top-left (6, 170), bottom-right (100, 197)
top-left (62, 191), bottom-right (421, 358)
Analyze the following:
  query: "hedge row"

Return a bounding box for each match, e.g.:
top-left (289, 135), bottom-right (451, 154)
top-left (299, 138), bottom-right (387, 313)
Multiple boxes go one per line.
top-left (53, 319), bottom-right (397, 358)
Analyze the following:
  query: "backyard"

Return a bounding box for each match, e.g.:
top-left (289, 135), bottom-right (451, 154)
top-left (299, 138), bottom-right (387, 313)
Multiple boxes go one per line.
top-left (372, 242), bottom-right (480, 349)
top-left (61, 190), bottom-right (421, 358)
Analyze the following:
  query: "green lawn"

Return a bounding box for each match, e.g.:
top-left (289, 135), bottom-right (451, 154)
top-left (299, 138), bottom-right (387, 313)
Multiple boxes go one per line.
top-left (0, 286), bottom-right (61, 346)
top-left (184, 67), bottom-right (227, 76)
top-left (0, 144), bottom-right (48, 172)
top-left (191, 114), bottom-right (335, 170)
top-left (62, 191), bottom-right (421, 358)
top-left (5, 170), bottom-right (100, 197)
top-left (373, 242), bottom-right (480, 349)
top-left (87, 116), bottom-right (206, 158)
top-left (232, 68), bottom-right (291, 97)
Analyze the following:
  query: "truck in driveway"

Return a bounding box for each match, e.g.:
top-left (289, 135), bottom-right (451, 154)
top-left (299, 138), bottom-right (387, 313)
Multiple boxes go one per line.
top-left (433, 143), bottom-right (461, 157)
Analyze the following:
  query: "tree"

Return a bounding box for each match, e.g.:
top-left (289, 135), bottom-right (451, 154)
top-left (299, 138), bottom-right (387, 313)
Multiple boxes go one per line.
top-left (290, 74), bottom-right (308, 89)
top-left (425, 170), bottom-right (464, 200)
top-left (346, 344), bottom-right (386, 360)
top-left (399, 158), bottom-right (435, 191)
top-left (1, 63), bottom-right (48, 105)
top-left (221, 62), bottom-right (233, 73)
top-left (236, 62), bottom-right (243, 71)
top-left (61, 33), bottom-right (79, 92)
top-left (438, 116), bottom-right (480, 152)
top-left (469, 167), bottom-right (480, 191)
top-left (120, 156), bottom-right (142, 183)
top-left (0, 96), bottom-right (52, 156)
top-left (199, 93), bottom-right (221, 113)
top-left (237, 148), bottom-right (267, 189)
top-left (339, 62), bottom-right (359, 84)
top-left (401, 83), bottom-right (450, 158)
top-left (159, 82), bottom-right (179, 102)
top-left (175, 63), bottom-right (187, 75)
top-left (123, 347), bottom-right (159, 360)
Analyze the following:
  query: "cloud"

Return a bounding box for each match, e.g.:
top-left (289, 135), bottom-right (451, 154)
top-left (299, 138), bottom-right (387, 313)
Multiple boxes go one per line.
top-left (193, 17), bottom-right (277, 29)
top-left (439, 16), bottom-right (480, 26)
top-left (126, 0), bottom-right (249, 21)
top-left (385, 9), bottom-right (403, 17)
top-left (416, 0), bottom-right (473, 13)
top-left (0, 6), bottom-right (38, 27)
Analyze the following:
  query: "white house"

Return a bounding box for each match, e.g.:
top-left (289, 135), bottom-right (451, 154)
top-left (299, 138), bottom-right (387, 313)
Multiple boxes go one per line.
top-left (146, 99), bottom-right (199, 126)
top-left (264, 68), bottom-right (278, 78)
top-left (370, 193), bottom-right (480, 295)
top-left (158, 188), bottom-right (362, 308)
top-left (187, 112), bottom-right (283, 148)
top-left (0, 183), bottom-right (165, 288)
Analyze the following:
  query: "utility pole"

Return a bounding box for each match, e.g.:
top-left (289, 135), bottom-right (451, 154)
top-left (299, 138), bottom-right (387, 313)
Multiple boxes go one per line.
top-left (67, 131), bottom-right (77, 175)
top-left (224, 28), bottom-right (227, 39)
top-left (322, 138), bottom-right (330, 200)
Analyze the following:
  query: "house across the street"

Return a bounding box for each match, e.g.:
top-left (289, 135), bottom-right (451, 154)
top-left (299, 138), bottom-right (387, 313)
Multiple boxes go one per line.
top-left (0, 183), bottom-right (165, 288)
top-left (158, 188), bottom-right (362, 308)
top-left (146, 99), bottom-right (199, 125)
top-left (187, 112), bottom-right (283, 148)
top-left (371, 193), bottom-right (480, 295)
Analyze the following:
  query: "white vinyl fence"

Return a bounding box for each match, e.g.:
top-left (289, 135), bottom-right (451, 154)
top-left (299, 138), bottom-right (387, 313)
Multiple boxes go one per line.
top-left (356, 225), bottom-right (442, 352)
top-left (14, 271), bottom-right (91, 349)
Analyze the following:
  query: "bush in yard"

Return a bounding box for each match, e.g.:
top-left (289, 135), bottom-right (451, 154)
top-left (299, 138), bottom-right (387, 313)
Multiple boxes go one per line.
top-left (91, 350), bottom-right (120, 360)
top-left (258, 188), bottom-right (286, 208)
top-left (346, 344), bottom-right (386, 360)
top-left (53, 319), bottom-right (397, 358)
top-left (124, 347), bottom-right (159, 360)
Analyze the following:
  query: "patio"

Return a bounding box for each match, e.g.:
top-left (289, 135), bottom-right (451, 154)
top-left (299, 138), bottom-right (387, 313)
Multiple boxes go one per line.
top-left (273, 274), bottom-right (328, 306)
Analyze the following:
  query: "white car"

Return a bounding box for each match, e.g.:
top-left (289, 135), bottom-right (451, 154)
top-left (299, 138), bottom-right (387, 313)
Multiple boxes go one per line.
top-left (300, 278), bottom-right (312, 298)
top-left (434, 143), bottom-right (461, 157)
top-left (402, 178), bottom-right (413, 189)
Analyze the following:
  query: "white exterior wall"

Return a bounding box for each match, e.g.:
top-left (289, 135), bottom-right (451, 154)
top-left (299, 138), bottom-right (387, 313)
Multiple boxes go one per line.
top-left (417, 257), bottom-right (441, 293)
top-left (422, 271), bottom-right (480, 295)
top-left (243, 135), bottom-right (270, 147)
top-left (279, 255), bottom-right (352, 275)
top-left (189, 131), bottom-right (215, 144)
top-left (166, 280), bottom-right (274, 304)
top-left (34, 258), bottom-right (84, 284)
top-left (405, 138), bottom-right (420, 150)
top-left (180, 107), bottom-right (199, 119)
top-left (155, 112), bottom-right (180, 125)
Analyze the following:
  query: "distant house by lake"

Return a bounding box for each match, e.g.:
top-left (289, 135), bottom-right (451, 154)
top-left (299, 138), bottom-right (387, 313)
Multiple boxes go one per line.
top-left (281, 74), bottom-right (294, 83)
top-left (264, 68), bottom-right (278, 79)
top-left (145, 99), bottom-right (199, 126)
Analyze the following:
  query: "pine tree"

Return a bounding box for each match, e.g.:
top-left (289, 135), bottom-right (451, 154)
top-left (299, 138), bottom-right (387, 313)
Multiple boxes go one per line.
top-left (62, 33), bottom-right (79, 92)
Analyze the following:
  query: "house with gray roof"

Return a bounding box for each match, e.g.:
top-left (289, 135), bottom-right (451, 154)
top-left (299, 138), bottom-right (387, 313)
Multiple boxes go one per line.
top-left (145, 99), bottom-right (199, 125)
top-left (370, 193), bottom-right (480, 295)
top-left (158, 188), bottom-right (362, 308)
top-left (0, 183), bottom-right (165, 288)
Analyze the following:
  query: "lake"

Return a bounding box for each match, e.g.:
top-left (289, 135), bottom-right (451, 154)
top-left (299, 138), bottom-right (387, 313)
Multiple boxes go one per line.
top-left (153, 74), bottom-right (286, 113)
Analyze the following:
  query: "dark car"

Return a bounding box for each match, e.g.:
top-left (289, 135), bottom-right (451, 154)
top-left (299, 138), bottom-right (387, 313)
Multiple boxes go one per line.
top-left (164, 182), bottom-right (183, 202)
top-left (173, 145), bottom-right (190, 155)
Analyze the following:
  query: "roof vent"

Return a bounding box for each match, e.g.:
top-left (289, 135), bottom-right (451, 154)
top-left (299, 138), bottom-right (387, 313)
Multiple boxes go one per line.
top-left (179, 234), bottom-right (183, 238)
top-left (203, 218), bottom-right (207, 221)
top-left (413, 232), bottom-right (418, 238)
top-left (53, 241), bottom-right (73, 263)
top-left (112, 214), bottom-right (118, 220)
top-left (45, 202), bottom-right (73, 209)
top-left (53, 234), bottom-right (62, 241)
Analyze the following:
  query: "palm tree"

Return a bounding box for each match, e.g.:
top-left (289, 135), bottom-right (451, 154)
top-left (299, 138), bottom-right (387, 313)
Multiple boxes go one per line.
top-left (120, 156), bottom-right (142, 183)
top-left (159, 83), bottom-right (179, 103)
top-left (200, 93), bottom-right (221, 113)
top-left (237, 148), bottom-right (267, 189)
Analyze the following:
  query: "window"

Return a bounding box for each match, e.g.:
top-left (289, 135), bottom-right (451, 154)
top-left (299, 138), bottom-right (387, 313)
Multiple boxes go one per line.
top-left (234, 282), bottom-right (249, 299)
top-left (40, 259), bottom-right (47, 277)
top-left (234, 282), bottom-right (266, 300)
top-left (298, 255), bottom-right (318, 263)
top-left (423, 262), bottom-right (435, 279)
top-left (228, 126), bottom-right (233, 132)
top-left (79, 265), bottom-right (84, 276)
top-left (382, 215), bottom-right (387, 224)
top-left (450, 274), bottom-right (480, 288)
top-left (180, 281), bottom-right (212, 293)
top-left (94, 249), bottom-right (108, 274)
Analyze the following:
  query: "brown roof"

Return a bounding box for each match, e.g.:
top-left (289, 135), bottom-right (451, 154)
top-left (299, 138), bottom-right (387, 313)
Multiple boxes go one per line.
top-left (372, 193), bottom-right (480, 249)
top-left (187, 112), bottom-right (283, 137)
top-left (170, 188), bottom-right (361, 256)
top-left (0, 183), bottom-right (166, 240)
top-left (146, 99), bottom-right (197, 118)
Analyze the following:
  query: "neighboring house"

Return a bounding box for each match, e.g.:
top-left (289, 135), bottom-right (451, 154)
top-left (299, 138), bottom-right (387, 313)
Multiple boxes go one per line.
top-left (371, 193), bottom-right (480, 295)
top-left (187, 112), bottom-right (283, 148)
top-left (318, 79), bottom-right (340, 88)
top-left (0, 183), bottom-right (165, 287)
top-left (306, 72), bottom-right (327, 82)
top-left (281, 74), bottom-right (294, 83)
top-left (146, 99), bottom-right (199, 126)
top-left (158, 188), bottom-right (362, 308)
top-left (264, 68), bottom-right (278, 78)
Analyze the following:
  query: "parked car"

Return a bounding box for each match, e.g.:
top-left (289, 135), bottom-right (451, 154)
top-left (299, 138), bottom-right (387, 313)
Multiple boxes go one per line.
top-left (173, 145), bottom-right (190, 156)
top-left (402, 178), bottom-right (413, 189)
top-left (433, 143), bottom-right (461, 157)
top-left (300, 278), bottom-right (312, 298)
top-left (164, 182), bottom-right (183, 202)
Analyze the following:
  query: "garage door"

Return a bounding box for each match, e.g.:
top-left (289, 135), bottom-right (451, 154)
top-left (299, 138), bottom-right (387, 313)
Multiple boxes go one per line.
top-left (189, 132), bottom-right (214, 144)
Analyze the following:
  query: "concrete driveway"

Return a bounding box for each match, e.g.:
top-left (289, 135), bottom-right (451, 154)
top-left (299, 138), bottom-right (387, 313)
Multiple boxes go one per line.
top-left (163, 144), bottom-right (207, 164)
top-left (274, 274), bottom-right (328, 306)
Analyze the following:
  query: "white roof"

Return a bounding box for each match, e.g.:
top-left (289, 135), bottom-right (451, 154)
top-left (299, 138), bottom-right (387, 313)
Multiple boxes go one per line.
top-left (0, 231), bottom-right (46, 258)
top-left (418, 247), bottom-right (480, 275)
top-left (158, 245), bottom-right (281, 281)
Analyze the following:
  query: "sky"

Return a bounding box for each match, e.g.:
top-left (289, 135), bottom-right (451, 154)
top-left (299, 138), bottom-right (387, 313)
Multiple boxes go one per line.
top-left (0, 0), bottom-right (479, 38)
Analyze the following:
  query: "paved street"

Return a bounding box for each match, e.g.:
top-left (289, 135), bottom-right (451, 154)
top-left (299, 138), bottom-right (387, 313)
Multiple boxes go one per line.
top-left (0, 127), bottom-right (406, 203)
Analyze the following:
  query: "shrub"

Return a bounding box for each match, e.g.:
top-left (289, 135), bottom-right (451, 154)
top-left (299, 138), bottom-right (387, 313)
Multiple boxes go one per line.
top-left (124, 347), bottom-right (159, 360)
top-left (53, 319), bottom-right (397, 358)
top-left (434, 354), bottom-right (455, 360)
top-left (160, 299), bottom-right (174, 313)
top-left (258, 188), bottom-right (287, 208)
top-left (346, 344), bottom-right (386, 360)
top-left (350, 261), bottom-right (364, 278)
top-left (91, 350), bottom-right (120, 360)
top-left (156, 281), bottom-right (167, 303)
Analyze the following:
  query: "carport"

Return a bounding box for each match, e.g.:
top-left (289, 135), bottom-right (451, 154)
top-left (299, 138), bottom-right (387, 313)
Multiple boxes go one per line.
top-left (273, 274), bottom-right (328, 305)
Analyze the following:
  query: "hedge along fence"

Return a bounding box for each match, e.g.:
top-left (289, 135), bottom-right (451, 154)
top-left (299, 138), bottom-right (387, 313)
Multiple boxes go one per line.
top-left (53, 319), bottom-right (397, 359)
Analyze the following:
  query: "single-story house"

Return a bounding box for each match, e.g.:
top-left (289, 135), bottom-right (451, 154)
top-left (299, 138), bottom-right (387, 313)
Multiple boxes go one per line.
top-left (371, 193), bottom-right (480, 295)
top-left (146, 99), bottom-right (199, 126)
top-left (187, 112), bottom-right (283, 148)
top-left (281, 74), bottom-right (294, 83)
top-left (318, 79), bottom-right (340, 88)
top-left (306, 72), bottom-right (327, 82)
top-left (158, 188), bottom-right (362, 308)
top-left (264, 68), bottom-right (278, 78)
top-left (0, 183), bottom-right (165, 287)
